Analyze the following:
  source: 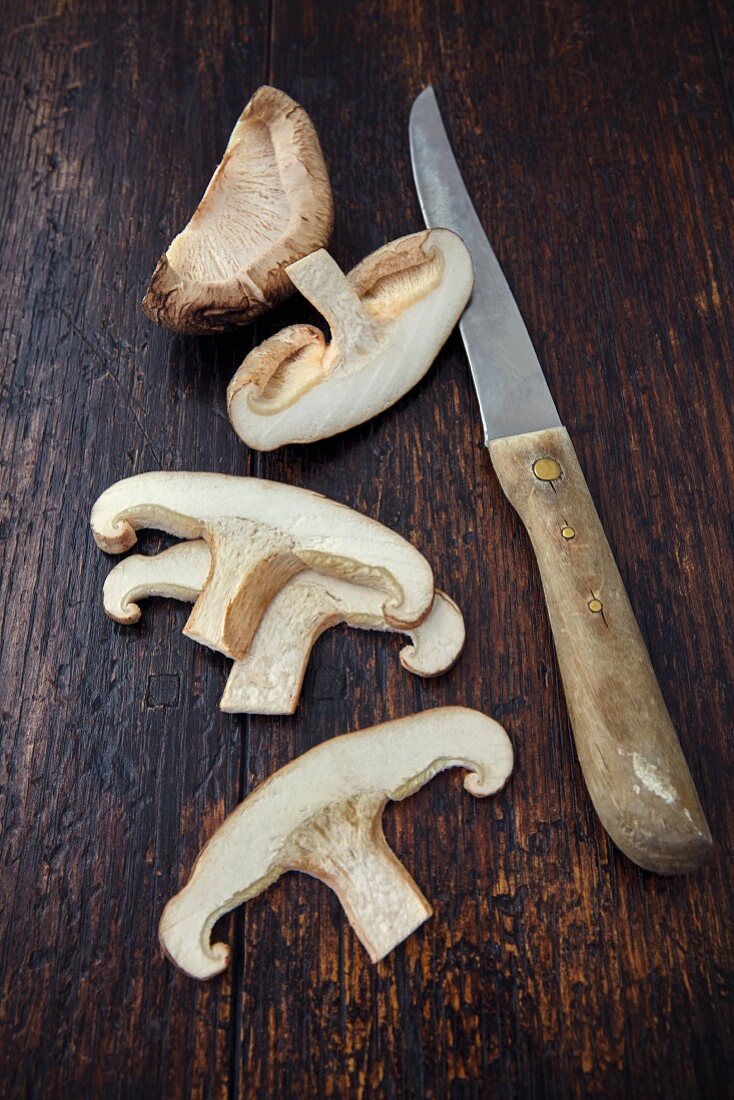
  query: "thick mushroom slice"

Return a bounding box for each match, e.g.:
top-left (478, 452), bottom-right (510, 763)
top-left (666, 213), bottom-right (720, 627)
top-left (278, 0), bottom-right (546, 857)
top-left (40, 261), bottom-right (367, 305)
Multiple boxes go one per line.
top-left (222, 579), bottom-right (464, 714)
top-left (226, 228), bottom-right (473, 449)
top-left (159, 708), bottom-right (513, 977)
top-left (91, 472), bottom-right (434, 660)
top-left (102, 541), bottom-right (465, 714)
top-left (142, 86), bottom-right (334, 334)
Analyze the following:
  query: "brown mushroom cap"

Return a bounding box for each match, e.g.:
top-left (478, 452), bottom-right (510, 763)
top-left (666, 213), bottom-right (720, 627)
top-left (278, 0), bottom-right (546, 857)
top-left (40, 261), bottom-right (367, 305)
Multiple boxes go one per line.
top-left (142, 86), bottom-right (334, 334)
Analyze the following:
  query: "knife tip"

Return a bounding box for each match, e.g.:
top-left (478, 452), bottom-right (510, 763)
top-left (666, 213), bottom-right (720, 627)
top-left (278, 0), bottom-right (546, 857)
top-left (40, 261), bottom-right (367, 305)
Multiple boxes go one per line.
top-left (409, 85), bottom-right (437, 130)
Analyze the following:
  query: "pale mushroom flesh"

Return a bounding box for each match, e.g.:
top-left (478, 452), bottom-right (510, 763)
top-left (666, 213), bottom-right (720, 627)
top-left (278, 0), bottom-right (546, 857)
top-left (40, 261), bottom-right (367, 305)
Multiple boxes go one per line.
top-left (102, 540), bottom-right (465, 714)
top-left (91, 473), bottom-right (435, 661)
top-left (227, 228), bottom-right (474, 449)
top-left (159, 708), bottom-right (513, 977)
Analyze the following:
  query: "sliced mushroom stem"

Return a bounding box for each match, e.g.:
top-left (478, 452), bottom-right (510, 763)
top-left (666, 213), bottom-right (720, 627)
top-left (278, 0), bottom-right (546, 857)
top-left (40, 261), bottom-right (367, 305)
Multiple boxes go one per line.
top-left (291, 797), bottom-right (431, 963)
top-left (227, 228), bottom-right (474, 449)
top-left (220, 581), bottom-right (343, 713)
top-left (90, 472), bottom-right (435, 658)
top-left (160, 819), bottom-right (431, 974)
top-left (100, 539), bottom-right (464, 714)
top-left (183, 518), bottom-right (301, 658)
top-left (287, 249), bottom-right (381, 361)
top-left (220, 586), bottom-right (464, 714)
top-left (159, 709), bottom-right (514, 978)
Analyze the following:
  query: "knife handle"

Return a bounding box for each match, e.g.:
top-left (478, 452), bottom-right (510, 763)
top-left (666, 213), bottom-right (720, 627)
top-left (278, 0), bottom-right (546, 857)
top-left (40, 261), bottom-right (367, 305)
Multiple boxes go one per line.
top-left (489, 425), bottom-right (712, 873)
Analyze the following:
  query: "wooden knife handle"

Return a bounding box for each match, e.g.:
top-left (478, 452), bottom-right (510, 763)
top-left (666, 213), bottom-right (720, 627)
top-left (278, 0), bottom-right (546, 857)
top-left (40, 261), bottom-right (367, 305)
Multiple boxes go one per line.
top-left (489, 425), bottom-right (712, 873)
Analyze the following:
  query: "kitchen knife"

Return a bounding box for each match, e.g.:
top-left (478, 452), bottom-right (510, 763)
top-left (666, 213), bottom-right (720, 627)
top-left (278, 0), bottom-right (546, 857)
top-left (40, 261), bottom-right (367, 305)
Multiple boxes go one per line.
top-left (409, 86), bottom-right (712, 873)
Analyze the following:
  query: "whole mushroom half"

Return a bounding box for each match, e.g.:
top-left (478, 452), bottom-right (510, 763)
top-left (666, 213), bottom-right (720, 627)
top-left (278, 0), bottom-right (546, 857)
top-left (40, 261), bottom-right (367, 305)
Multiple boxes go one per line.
top-left (91, 472), bottom-right (434, 660)
top-left (102, 540), bottom-right (465, 714)
top-left (226, 228), bottom-right (474, 449)
top-left (142, 86), bottom-right (334, 334)
top-left (159, 708), bottom-right (513, 977)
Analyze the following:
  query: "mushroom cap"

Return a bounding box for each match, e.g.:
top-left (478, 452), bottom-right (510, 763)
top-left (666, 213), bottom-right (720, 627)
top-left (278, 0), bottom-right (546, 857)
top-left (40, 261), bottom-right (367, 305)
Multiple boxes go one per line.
top-left (398, 590), bottom-right (465, 677)
top-left (159, 707), bottom-right (513, 978)
top-left (102, 540), bottom-right (210, 624)
top-left (219, 584), bottom-right (466, 713)
top-left (142, 86), bottom-right (334, 334)
top-left (226, 228), bottom-right (473, 449)
top-left (90, 472), bottom-right (434, 630)
top-left (102, 540), bottom-right (465, 712)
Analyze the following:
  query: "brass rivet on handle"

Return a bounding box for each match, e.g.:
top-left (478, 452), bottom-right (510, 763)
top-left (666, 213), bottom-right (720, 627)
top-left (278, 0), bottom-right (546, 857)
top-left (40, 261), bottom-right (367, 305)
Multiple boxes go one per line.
top-left (561, 526), bottom-right (575, 540)
top-left (588, 598), bottom-right (603, 614)
top-left (533, 457), bottom-right (562, 481)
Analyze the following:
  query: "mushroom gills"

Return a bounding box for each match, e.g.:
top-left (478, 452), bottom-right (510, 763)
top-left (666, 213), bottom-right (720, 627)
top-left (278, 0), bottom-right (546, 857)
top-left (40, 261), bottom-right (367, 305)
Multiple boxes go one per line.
top-left (166, 119), bottom-right (291, 285)
top-left (142, 86), bottom-right (334, 334)
top-left (91, 472), bottom-right (435, 662)
top-left (159, 708), bottom-right (514, 977)
top-left (227, 227), bottom-right (474, 448)
top-left (102, 540), bottom-right (465, 715)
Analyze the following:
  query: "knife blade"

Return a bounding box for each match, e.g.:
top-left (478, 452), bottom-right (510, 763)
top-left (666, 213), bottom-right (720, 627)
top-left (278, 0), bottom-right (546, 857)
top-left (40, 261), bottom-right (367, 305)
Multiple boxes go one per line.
top-left (409, 86), bottom-right (712, 873)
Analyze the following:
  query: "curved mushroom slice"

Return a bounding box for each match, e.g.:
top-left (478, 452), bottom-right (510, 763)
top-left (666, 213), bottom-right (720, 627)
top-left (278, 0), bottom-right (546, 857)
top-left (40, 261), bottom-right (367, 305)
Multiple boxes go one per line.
top-left (159, 708), bottom-right (513, 977)
top-left (227, 228), bottom-right (474, 449)
top-left (103, 540), bottom-right (208, 624)
top-left (91, 472), bottom-right (434, 659)
top-left (222, 582), bottom-right (464, 714)
top-left (142, 86), bottom-right (334, 334)
top-left (102, 541), bottom-right (465, 714)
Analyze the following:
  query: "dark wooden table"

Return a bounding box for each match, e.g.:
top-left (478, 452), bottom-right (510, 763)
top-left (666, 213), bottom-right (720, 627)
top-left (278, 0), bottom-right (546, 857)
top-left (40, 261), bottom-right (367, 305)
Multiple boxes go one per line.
top-left (1, 1), bottom-right (732, 1096)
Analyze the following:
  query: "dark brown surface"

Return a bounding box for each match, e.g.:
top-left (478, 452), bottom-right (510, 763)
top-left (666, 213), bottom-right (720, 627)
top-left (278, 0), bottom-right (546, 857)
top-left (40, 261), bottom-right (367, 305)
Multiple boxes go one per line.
top-left (0, 1), bottom-right (732, 1096)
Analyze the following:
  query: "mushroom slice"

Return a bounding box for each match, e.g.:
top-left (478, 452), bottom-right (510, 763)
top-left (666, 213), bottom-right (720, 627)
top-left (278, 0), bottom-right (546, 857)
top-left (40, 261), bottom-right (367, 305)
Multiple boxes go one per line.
top-left (227, 228), bottom-right (473, 449)
top-left (103, 540), bottom-right (209, 624)
top-left (142, 86), bottom-right (334, 334)
top-left (222, 582), bottom-right (464, 714)
top-left (91, 472), bottom-right (434, 660)
top-left (102, 541), bottom-right (465, 714)
top-left (159, 708), bottom-right (513, 977)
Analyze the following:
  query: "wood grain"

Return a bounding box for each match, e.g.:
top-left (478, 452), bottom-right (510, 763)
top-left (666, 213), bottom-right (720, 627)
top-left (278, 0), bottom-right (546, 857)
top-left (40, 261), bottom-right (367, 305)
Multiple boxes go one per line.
top-left (0, 0), bottom-right (732, 1097)
top-left (490, 425), bottom-right (712, 873)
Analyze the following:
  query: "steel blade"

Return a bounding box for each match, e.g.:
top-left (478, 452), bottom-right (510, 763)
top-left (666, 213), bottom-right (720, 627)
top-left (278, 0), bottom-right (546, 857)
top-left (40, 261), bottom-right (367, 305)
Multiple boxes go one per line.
top-left (409, 86), bottom-right (561, 442)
